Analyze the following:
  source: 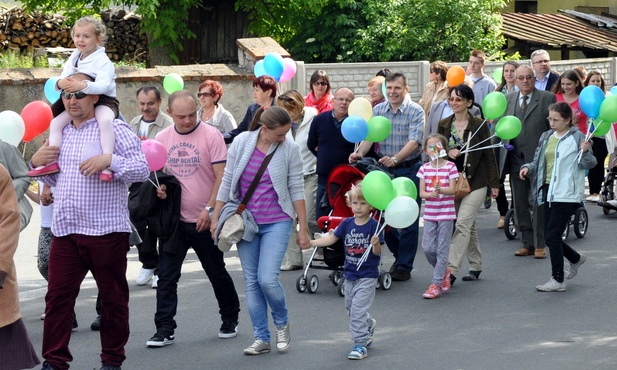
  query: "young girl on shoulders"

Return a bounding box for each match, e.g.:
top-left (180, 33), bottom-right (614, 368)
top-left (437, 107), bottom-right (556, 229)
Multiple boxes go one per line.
top-left (310, 182), bottom-right (383, 360)
top-left (28, 16), bottom-right (119, 182)
top-left (417, 134), bottom-right (458, 299)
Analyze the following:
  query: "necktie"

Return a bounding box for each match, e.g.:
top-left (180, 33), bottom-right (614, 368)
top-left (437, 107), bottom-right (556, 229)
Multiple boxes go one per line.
top-left (522, 95), bottom-right (528, 111)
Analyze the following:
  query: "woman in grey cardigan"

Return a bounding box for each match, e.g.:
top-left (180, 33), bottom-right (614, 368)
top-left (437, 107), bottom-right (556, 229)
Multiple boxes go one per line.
top-left (212, 106), bottom-right (310, 355)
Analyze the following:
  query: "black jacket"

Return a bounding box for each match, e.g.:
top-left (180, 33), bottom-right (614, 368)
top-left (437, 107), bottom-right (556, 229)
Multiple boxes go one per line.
top-left (129, 171), bottom-right (182, 253)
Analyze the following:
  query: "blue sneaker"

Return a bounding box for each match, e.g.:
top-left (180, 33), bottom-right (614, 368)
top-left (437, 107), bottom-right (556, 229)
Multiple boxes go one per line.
top-left (348, 345), bottom-right (367, 360)
top-left (366, 318), bottom-right (377, 348)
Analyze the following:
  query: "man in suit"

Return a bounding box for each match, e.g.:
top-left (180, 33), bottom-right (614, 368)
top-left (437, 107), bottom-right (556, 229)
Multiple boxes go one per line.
top-left (531, 49), bottom-right (559, 92)
top-left (499, 65), bottom-right (556, 259)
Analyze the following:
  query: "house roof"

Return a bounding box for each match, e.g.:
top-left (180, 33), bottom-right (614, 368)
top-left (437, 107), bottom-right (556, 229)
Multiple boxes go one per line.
top-left (501, 11), bottom-right (617, 52)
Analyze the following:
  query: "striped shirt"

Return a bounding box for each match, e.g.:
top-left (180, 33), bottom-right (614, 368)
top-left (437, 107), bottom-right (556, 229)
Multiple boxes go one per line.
top-left (39, 118), bottom-right (150, 236)
top-left (417, 160), bottom-right (458, 221)
top-left (372, 95), bottom-right (425, 161)
top-left (240, 148), bottom-right (288, 224)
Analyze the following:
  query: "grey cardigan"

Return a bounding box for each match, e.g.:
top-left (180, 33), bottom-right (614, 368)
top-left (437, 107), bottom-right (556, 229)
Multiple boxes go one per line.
top-left (216, 128), bottom-right (305, 220)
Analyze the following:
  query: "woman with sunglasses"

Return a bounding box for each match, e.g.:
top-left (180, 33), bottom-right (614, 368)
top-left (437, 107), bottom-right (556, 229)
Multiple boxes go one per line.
top-left (197, 80), bottom-right (237, 137)
top-left (437, 84), bottom-right (500, 286)
top-left (304, 70), bottom-right (333, 114)
top-left (225, 76), bottom-right (277, 144)
top-left (419, 61), bottom-right (449, 120)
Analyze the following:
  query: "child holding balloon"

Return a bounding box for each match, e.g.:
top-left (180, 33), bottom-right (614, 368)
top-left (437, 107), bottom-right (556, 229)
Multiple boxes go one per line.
top-left (417, 134), bottom-right (458, 299)
top-left (28, 16), bottom-right (119, 183)
top-left (309, 182), bottom-right (383, 360)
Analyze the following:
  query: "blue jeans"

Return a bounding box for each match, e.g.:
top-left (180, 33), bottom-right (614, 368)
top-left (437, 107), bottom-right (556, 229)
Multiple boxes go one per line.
top-left (236, 220), bottom-right (292, 342)
top-left (384, 162), bottom-right (422, 272)
top-left (155, 222), bottom-right (240, 333)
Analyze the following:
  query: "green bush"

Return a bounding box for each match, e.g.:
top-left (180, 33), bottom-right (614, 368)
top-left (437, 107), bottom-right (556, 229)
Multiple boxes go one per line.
top-left (0, 49), bottom-right (49, 68)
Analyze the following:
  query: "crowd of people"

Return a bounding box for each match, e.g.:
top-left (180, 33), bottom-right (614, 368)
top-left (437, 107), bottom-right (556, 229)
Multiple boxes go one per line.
top-left (1, 15), bottom-right (615, 368)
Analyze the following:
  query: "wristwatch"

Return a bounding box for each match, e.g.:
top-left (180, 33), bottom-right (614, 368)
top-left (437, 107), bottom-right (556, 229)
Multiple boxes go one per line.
top-left (205, 206), bottom-right (214, 212)
top-left (392, 156), bottom-right (398, 165)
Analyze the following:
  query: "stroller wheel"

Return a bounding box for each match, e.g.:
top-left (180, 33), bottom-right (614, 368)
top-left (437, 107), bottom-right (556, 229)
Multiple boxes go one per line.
top-left (573, 207), bottom-right (588, 238)
top-left (379, 272), bottom-right (392, 290)
top-left (296, 275), bottom-right (307, 293)
top-left (337, 279), bottom-right (345, 297)
top-left (330, 270), bottom-right (342, 286)
top-left (504, 209), bottom-right (517, 240)
top-left (308, 275), bottom-right (319, 294)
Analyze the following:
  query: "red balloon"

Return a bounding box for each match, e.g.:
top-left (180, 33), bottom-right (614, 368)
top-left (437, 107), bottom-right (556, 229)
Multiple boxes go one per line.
top-left (21, 100), bottom-right (53, 142)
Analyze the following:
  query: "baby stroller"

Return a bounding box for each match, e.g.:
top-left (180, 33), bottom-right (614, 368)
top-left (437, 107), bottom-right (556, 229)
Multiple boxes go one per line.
top-left (296, 164), bottom-right (392, 296)
top-left (598, 158), bottom-right (617, 215)
top-left (504, 202), bottom-right (588, 241)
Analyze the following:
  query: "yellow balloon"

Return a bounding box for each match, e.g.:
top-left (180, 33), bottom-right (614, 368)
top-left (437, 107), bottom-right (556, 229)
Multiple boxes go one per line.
top-left (348, 97), bottom-right (373, 121)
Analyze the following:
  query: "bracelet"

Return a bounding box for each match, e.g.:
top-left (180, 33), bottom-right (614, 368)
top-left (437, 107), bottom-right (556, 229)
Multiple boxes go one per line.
top-left (204, 206), bottom-right (213, 212)
top-left (392, 156), bottom-right (398, 164)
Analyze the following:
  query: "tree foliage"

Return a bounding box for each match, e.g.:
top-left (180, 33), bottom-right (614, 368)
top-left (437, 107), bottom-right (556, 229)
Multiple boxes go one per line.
top-left (20, 0), bottom-right (201, 64)
top-left (237, 0), bottom-right (507, 63)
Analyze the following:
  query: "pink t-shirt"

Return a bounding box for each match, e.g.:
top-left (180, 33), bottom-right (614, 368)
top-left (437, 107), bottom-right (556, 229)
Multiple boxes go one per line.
top-left (417, 160), bottom-right (458, 221)
top-left (556, 93), bottom-right (588, 134)
top-left (155, 123), bottom-right (227, 223)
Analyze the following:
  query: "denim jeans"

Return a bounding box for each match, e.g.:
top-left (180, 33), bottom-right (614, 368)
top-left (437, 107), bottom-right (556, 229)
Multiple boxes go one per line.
top-left (383, 162), bottom-right (421, 272)
top-left (544, 202), bottom-right (581, 283)
top-left (236, 220), bottom-right (292, 342)
top-left (155, 222), bottom-right (240, 333)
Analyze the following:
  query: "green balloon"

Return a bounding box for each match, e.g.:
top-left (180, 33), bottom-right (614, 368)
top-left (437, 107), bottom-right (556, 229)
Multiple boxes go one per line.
top-left (492, 67), bottom-right (503, 85)
top-left (495, 115), bottom-right (522, 140)
top-left (482, 92), bottom-right (507, 120)
top-left (598, 95), bottom-right (617, 123)
top-left (592, 118), bottom-right (611, 137)
top-left (361, 170), bottom-right (395, 211)
top-left (391, 177), bottom-right (417, 200)
top-left (163, 73), bottom-right (184, 94)
top-left (366, 116), bottom-right (392, 142)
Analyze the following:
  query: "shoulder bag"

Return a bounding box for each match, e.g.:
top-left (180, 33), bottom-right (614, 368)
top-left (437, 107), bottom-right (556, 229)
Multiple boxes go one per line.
top-left (218, 144), bottom-right (279, 252)
top-left (454, 135), bottom-right (471, 201)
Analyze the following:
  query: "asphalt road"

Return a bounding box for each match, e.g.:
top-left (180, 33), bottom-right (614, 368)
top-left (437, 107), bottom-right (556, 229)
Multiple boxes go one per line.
top-left (15, 195), bottom-right (617, 370)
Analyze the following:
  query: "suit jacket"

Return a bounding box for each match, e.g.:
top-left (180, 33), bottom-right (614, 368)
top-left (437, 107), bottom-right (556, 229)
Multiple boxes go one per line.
top-left (545, 71), bottom-right (559, 92)
top-left (498, 88), bottom-right (556, 176)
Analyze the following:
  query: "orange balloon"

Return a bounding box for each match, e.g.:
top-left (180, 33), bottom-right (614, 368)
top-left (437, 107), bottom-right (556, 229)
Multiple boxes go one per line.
top-left (21, 100), bottom-right (53, 142)
top-left (446, 66), bottom-right (465, 87)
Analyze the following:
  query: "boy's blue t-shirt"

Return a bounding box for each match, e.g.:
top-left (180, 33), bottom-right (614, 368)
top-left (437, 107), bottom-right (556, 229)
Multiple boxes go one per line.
top-left (333, 217), bottom-right (384, 280)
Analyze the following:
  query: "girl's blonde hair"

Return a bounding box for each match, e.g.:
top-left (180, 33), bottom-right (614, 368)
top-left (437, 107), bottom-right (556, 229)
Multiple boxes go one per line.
top-left (423, 133), bottom-right (448, 151)
top-left (72, 16), bottom-right (108, 45)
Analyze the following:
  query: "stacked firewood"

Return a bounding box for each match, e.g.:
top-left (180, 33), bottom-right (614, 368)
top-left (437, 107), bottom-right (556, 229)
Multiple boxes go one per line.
top-left (0, 7), bottom-right (147, 63)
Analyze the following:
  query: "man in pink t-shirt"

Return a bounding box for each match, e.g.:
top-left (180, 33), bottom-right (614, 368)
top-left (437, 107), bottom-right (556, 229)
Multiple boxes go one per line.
top-left (146, 90), bottom-right (240, 348)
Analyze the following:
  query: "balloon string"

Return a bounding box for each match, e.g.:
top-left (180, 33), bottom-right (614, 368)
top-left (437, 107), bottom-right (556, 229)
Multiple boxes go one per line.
top-left (22, 142), bottom-right (27, 157)
top-left (374, 212), bottom-right (383, 237)
top-left (460, 142), bottom-right (503, 154)
top-left (460, 119), bottom-right (486, 151)
top-left (154, 171), bottom-right (161, 188)
top-left (356, 244), bottom-right (373, 271)
top-left (376, 222), bottom-right (387, 236)
top-left (465, 133), bottom-right (496, 151)
top-left (148, 178), bottom-right (159, 188)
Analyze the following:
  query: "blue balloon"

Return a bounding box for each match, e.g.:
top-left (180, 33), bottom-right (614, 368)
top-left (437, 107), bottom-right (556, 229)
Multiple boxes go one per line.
top-left (44, 77), bottom-right (61, 104)
top-left (579, 85), bottom-right (605, 119)
top-left (263, 53), bottom-right (285, 81)
top-left (254, 60), bottom-right (266, 78)
top-left (381, 81), bottom-right (388, 103)
top-left (610, 86), bottom-right (617, 96)
top-left (341, 115), bottom-right (368, 143)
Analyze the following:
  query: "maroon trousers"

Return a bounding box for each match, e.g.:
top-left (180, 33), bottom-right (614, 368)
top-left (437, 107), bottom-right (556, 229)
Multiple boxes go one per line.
top-left (42, 233), bottom-right (130, 370)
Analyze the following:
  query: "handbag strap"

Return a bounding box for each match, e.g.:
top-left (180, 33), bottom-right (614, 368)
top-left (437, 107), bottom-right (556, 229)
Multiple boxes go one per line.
top-left (236, 143), bottom-right (280, 214)
top-left (461, 134), bottom-right (471, 174)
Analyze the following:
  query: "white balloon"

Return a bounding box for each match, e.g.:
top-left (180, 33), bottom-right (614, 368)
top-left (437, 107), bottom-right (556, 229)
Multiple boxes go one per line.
top-left (0, 110), bottom-right (25, 146)
top-left (384, 196), bottom-right (419, 229)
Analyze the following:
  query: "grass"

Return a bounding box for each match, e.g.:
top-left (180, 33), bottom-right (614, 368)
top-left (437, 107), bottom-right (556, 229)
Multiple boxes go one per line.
top-left (0, 49), bottom-right (49, 68)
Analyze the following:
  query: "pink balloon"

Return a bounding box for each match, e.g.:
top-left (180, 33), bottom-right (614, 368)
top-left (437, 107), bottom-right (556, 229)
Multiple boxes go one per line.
top-left (279, 58), bottom-right (297, 83)
top-left (142, 139), bottom-right (168, 171)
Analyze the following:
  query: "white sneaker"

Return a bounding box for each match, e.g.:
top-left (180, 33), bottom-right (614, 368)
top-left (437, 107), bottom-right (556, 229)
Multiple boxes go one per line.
top-left (536, 278), bottom-right (566, 292)
top-left (586, 195), bottom-right (600, 202)
top-left (566, 254), bottom-right (586, 280)
top-left (136, 268), bottom-right (155, 286)
top-left (151, 275), bottom-right (159, 289)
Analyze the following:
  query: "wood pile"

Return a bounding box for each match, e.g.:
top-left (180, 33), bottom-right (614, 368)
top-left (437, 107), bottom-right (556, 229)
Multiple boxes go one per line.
top-left (0, 7), bottom-right (147, 63)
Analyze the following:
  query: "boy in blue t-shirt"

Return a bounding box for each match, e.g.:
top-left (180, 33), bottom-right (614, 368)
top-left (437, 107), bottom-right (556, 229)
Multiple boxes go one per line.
top-left (310, 182), bottom-right (383, 360)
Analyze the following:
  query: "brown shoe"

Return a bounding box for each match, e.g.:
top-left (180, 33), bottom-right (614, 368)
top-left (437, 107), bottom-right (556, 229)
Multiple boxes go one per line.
top-left (534, 248), bottom-right (546, 259)
top-left (497, 216), bottom-right (505, 229)
top-left (514, 247), bottom-right (534, 256)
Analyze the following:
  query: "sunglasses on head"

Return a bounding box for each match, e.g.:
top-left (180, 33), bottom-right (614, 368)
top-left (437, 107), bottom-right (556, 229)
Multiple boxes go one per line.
top-left (313, 81), bottom-right (328, 86)
top-left (197, 92), bottom-right (212, 98)
top-left (278, 95), bottom-right (294, 102)
top-left (61, 91), bottom-right (88, 100)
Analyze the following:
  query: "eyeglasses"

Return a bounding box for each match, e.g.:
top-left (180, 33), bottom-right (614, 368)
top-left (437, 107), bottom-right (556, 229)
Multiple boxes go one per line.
top-left (517, 75), bottom-right (534, 81)
top-left (533, 60), bottom-right (550, 64)
top-left (197, 92), bottom-right (212, 98)
top-left (313, 81), bottom-right (328, 86)
top-left (333, 97), bottom-right (353, 103)
top-left (61, 91), bottom-right (88, 100)
top-left (448, 97), bottom-right (466, 103)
